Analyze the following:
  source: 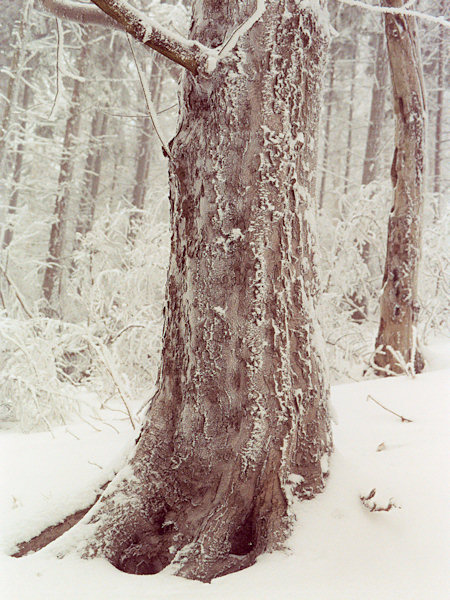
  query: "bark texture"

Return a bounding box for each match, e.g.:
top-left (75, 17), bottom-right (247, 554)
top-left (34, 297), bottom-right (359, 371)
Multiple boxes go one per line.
top-left (374, 1), bottom-right (426, 374)
top-left (43, 0), bottom-right (332, 582)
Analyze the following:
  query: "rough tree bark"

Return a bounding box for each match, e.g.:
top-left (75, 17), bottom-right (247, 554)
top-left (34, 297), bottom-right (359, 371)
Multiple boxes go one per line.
top-left (374, 0), bottom-right (426, 374)
top-left (319, 53), bottom-right (335, 210)
top-left (28, 0), bottom-right (332, 583)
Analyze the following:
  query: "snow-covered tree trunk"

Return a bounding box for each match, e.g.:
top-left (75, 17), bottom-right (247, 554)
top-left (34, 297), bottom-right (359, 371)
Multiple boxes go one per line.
top-left (45, 0), bottom-right (332, 583)
top-left (374, 0), bottom-right (426, 374)
top-left (319, 53), bottom-right (335, 210)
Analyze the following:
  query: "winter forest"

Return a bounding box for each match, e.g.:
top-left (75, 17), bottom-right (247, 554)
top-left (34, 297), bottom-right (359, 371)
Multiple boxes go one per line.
top-left (0, 0), bottom-right (448, 598)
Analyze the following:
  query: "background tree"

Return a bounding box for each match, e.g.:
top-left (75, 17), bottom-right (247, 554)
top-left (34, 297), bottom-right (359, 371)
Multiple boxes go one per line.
top-left (374, 0), bottom-right (427, 374)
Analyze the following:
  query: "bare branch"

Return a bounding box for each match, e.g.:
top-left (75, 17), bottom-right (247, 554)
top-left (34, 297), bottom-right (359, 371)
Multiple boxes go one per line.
top-left (49, 18), bottom-right (64, 119)
top-left (337, 0), bottom-right (450, 28)
top-left (366, 394), bottom-right (413, 423)
top-left (37, 0), bottom-right (215, 75)
top-left (127, 35), bottom-right (172, 157)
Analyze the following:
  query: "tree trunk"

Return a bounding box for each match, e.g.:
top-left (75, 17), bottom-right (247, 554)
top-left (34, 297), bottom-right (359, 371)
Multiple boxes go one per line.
top-left (2, 77), bottom-right (32, 249)
top-left (128, 60), bottom-right (163, 241)
top-left (362, 32), bottom-right (388, 186)
top-left (46, 0), bottom-right (332, 582)
top-left (432, 0), bottom-right (444, 220)
top-left (42, 38), bottom-right (90, 316)
top-left (349, 29), bottom-right (388, 323)
top-left (75, 109), bottom-right (108, 239)
top-left (374, 1), bottom-right (426, 374)
top-left (343, 41), bottom-right (357, 196)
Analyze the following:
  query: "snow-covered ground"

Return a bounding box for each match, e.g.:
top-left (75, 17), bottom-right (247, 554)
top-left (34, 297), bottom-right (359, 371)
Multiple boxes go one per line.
top-left (1, 341), bottom-right (449, 600)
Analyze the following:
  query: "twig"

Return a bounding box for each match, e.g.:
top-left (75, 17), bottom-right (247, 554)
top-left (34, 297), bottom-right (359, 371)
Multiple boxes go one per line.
top-left (0, 264), bottom-right (34, 318)
top-left (367, 394), bottom-right (413, 423)
top-left (87, 337), bottom-right (136, 430)
top-left (127, 35), bottom-right (171, 158)
top-left (49, 18), bottom-right (64, 119)
top-left (88, 460), bottom-right (103, 470)
top-left (107, 323), bottom-right (146, 344)
top-left (337, 0), bottom-right (450, 28)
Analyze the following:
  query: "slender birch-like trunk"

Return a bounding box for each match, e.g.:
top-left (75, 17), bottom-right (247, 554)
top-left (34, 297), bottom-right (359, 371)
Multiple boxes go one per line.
top-left (374, 0), bottom-right (426, 374)
top-left (40, 0), bottom-right (332, 582)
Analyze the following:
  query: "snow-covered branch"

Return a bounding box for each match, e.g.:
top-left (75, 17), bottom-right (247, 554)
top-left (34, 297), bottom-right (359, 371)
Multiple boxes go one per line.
top-left (218, 0), bottom-right (266, 59)
top-left (38, 0), bottom-right (216, 75)
top-left (337, 0), bottom-right (450, 28)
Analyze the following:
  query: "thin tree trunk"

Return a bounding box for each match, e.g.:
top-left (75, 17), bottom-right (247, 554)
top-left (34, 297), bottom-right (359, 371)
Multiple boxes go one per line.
top-left (319, 55), bottom-right (335, 210)
top-left (374, 1), bottom-right (426, 374)
top-left (128, 60), bottom-right (163, 240)
top-left (349, 30), bottom-right (388, 323)
top-left (0, 0), bottom-right (33, 205)
top-left (432, 0), bottom-right (444, 220)
top-left (343, 42), bottom-right (357, 196)
top-left (362, 32), bottom-right (389, 186)
top-left (2, 79), bottom-right (32, 249)
top-left (43, 0), bottom-right (332, 582)
top-left (42, 38), bottom-right (90, 316)
top-left (76, 109), bottom-right (108, 238)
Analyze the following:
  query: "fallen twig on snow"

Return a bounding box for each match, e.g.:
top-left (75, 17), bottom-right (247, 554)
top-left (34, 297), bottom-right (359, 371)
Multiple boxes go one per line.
top-left (367, 394), bottom-right (413, 423)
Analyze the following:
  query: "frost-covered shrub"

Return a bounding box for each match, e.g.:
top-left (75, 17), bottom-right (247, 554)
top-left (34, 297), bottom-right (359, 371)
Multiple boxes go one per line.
top-left (0, 187), bottom-right (170, 429)
top-left (0, 316), bottom-right (86, 430)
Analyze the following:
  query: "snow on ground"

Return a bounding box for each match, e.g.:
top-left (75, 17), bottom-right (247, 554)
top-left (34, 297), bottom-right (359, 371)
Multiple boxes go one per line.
top-left (1, 342), bottom-right (449, 600)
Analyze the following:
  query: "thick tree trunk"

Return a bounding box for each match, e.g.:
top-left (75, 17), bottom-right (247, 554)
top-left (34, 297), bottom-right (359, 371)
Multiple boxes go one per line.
top-left (374, 1), bottom-right (426, 374)
top-left (44, 0), bottom-right (332, 583)
top-left (42, 39), bottom-right (90, 316)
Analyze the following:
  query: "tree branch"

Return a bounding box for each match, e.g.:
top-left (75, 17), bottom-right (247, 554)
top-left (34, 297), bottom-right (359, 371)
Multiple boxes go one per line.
top-left (37, 0), bottom-right (215, 75)
top-left (337, 0), bottom-right (450, 28)
top-left (37, 0), bottom-right (121, 29)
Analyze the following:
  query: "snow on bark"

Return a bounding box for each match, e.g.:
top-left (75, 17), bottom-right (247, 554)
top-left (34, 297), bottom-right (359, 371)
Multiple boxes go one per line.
top-left (40, 0), bottom-right (332, 582)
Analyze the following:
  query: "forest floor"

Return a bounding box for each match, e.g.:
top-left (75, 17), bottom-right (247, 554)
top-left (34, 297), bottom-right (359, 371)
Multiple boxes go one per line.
top-left (1, 339), bottom-right (449, 600)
